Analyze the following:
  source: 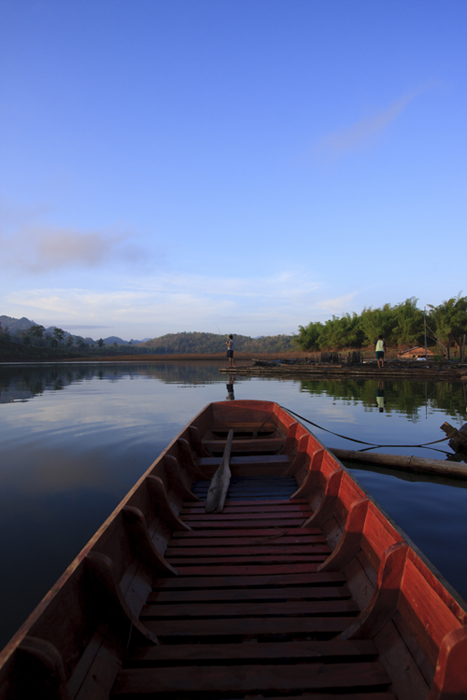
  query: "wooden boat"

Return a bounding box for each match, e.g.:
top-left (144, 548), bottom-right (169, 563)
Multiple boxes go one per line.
top-left (1, 399), bottom-right (466, 699)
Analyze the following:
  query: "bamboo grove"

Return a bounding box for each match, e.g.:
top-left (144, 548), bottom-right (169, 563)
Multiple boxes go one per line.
top-left (295, 296), bottom-right (467, 357)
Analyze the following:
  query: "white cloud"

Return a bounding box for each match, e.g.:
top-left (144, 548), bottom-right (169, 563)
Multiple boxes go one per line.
top-left (319, 292), bottom-right (359, 315)
top-left (5, 270), bottom-right (350, 337)
top-left (0, 224), bottom-right (145, 272)
top-left (313, 83), bottom-right (434, 164)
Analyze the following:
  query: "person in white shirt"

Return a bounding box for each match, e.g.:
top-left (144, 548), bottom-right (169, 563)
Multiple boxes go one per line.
top-left (375, 335), bottom-right (386, 368)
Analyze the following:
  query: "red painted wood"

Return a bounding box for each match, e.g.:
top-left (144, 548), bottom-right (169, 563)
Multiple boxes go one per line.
top-left (303, 468), bottom-right (343, 527)
top-left (341, 542), bottom-right (408, 641)
top-left (282, 433), bottom-right (311, 477)
top-left (318, 497), bottom-right (370, 573)
top-left (427, 626), bottom-right (467, 699)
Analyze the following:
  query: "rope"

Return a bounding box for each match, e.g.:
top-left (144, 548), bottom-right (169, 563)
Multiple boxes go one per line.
top-left (281, 405), bottom-right (450, 451)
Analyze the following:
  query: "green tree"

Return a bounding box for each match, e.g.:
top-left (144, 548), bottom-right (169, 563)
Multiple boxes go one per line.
top-left (428, 294), bottom-right (467, 359)
top-left (392, 298), bottom-right (424, 346)
top-left (359, 304), bottom-right (395, 345)
top-left (295, 322), bottom-right (324, 351)
top-left (27, 324), bottom-right (45, 346)
top-left (53, 327), bottom-right (66, 346)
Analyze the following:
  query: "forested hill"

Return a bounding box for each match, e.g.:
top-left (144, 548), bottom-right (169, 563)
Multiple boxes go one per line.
top-left (141, 332), bottom-right (297, 354)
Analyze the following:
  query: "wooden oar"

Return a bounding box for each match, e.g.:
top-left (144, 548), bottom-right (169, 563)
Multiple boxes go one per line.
top-left (205, 429), bottom-right (234, 513)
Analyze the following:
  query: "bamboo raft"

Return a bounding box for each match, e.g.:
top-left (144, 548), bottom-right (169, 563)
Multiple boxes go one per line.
top-left (219, 362), bottom-right (467, 381)
top-left (1, 399), bottom-right (466, 699)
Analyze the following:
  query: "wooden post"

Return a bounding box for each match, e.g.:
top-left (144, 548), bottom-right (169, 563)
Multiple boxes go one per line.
top-left (440, 422), bottom-right (467, 449)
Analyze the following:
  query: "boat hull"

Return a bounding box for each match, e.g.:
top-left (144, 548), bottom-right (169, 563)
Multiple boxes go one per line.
top-left (1, 399), bottom-right (466, 699)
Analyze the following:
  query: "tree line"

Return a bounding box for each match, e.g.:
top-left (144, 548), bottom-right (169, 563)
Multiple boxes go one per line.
top-left (141, 332), bottom-right (296, 354)
top-left (295, 296), bottom-right (467, 358)
top-left (0, 323), bottom-right (297, 356)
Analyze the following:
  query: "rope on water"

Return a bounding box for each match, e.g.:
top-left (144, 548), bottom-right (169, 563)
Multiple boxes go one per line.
top-left (280, 405), bottom-right (451, 451)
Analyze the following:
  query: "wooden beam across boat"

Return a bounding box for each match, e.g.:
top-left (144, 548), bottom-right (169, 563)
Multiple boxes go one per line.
top-left (0, 399), bottom-right (466, 700)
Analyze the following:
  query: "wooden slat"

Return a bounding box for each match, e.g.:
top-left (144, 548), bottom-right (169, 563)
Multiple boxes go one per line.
top-left (182, 511), bottom-right (312, 522)
top-left (181, 503), bottom-right (308, 514)
top-left (171, 526), bottom-right (323, 537)
top-left (166, 544), bottom-right (330, 557)
top-left (187, 496), bottom-right (308, 506)
top-left (113, 661), bottom-right (390, 694)
top-left (126, 638), bottom-right (378, 663)
top-left (140, 599), bottom-right (359, 619)
top-left (147, 585), bottom-right (352, 604)
top-left (209, 420), bottom-right (278, 432)
top-left (198, 454), bottom-right (290, 467)
top-left (250, 694), bottom-right (396, 700)
top-left (204, 437), bottom-right (286, 452)
top-left (183, 518), bottom-right (309, 529)
top-left (151, 571), bottom-right (348, 589)
top-left (166, 535), bottom-right (327, 548)
top-left (169, 554), bottom-right (328, 566)
top-left (144, 615), bottom-right (357, 638)
top-left (174, 562), bottom-right (323, 576)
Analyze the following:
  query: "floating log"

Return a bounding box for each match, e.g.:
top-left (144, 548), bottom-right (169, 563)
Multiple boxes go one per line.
top-left (330, 448), bottom-right (467, 479)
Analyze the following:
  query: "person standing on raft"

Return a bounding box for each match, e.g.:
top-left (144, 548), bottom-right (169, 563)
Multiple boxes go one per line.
top-left (375, 335), bottom-right (386, 368)
top-left (226, 334), bottom-right (236, 368)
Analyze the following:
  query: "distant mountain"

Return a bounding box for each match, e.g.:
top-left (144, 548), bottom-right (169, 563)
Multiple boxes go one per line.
top-left (0, 315), bottom-right (36, 333)
top-left (1, 315), bottom-right (86, 342)
top-left (103, 336), bottom-right (129, 345)
top-left (1, 315), bottom-right (297, 353)
top-left (102, 336), bottom-right (151, 345)
top-left (0, 315), bottom-right (137, 345)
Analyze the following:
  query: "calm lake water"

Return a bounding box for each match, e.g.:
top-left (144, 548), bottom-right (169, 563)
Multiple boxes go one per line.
top-left (1, 361), bottom-right (466, 650)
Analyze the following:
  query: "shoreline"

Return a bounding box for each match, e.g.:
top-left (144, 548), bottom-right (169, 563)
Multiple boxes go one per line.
top-left (1, 353), bottom-right (466, 381)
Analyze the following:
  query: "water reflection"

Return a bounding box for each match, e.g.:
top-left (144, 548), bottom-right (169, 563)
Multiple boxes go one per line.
top-left (299, 377), bottom-right (466, 422)
top-left (0, 361), bottom-right (228, 404)
top-left (2, 364), bottom-right (466, 423)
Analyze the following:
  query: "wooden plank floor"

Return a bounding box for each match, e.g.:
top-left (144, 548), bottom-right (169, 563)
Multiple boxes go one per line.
top-left (112, 477), bottom-right (396, 699)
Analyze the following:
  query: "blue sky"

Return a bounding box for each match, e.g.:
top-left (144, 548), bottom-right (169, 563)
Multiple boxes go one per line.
top-left (1, 0), bottom-right (466, 340)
